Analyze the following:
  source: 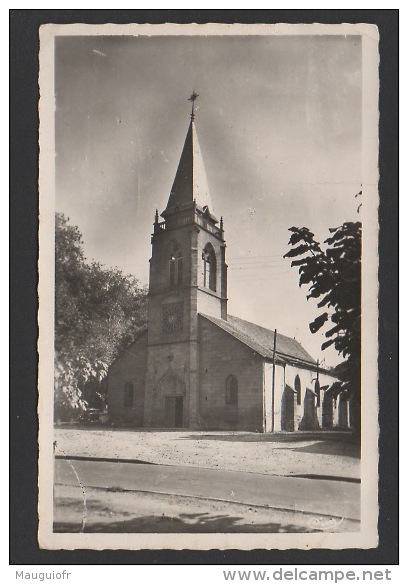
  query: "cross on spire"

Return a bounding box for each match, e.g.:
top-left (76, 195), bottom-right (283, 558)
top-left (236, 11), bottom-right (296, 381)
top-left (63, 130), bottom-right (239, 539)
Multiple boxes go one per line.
top-left (188, 90), bottom-right (199, 120)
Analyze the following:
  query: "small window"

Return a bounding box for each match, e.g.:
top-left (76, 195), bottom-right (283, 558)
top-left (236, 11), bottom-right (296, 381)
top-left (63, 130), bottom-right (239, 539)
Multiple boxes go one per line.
top-left (295, 375), bottom-right (301, 405)
top-left (226, 375), bottom-right (238, 405)
top-left (124, 381), bottom-right (134, 408)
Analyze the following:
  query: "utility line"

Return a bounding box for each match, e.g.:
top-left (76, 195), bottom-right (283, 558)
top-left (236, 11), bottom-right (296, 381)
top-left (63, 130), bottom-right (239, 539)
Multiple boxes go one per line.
top-left (227, 254), bottom-right (284, 260)
top-left (229, 266), bottom-right (292, 270)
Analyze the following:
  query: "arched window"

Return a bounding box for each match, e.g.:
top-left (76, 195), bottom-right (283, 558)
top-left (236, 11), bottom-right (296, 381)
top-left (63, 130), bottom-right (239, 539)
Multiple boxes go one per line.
top-left (124, 381), bottom-right (134, 408)
top-left (315, 379), bottom-right (321, 407)
top-left (169, 251), bottom-right (183, 287)
top-left (295, 375), bottom-right (301, 405)
top-left (225, 375), bottom-right (238, 405)
top-left (202, 243), bottom-right (216, 292)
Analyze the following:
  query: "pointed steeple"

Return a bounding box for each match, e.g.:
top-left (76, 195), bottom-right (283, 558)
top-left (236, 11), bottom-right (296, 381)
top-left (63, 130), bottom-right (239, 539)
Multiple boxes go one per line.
top-left (162, 102), bottom-right (215, 220)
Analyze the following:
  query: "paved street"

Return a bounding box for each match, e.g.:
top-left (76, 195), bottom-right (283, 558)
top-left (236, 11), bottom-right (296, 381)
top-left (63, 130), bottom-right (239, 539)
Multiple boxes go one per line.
top-left (54, 457), bottom-right (360, 532)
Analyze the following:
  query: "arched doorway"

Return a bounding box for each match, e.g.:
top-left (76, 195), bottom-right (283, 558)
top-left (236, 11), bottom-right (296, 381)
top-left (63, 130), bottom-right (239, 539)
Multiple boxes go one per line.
top-left (322, 391), bottom-right (334, 429)
top-left (338, 394), bottom-right (349, 428)
top-left (299, 388), bottom-right (320, 430)
top-left (281, 385), bottom-right (295, 432)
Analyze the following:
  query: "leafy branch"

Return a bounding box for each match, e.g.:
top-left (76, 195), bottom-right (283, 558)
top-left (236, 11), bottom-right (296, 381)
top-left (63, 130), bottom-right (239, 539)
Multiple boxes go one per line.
top-left (284, 221), bottom-right (362, 432)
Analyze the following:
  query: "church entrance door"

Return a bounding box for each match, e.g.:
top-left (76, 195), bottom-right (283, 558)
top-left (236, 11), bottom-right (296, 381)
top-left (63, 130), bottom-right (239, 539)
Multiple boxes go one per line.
top-left (175, 396), bottom-right (183, 427)
top-left (164, 396), bottom-right (183, 428)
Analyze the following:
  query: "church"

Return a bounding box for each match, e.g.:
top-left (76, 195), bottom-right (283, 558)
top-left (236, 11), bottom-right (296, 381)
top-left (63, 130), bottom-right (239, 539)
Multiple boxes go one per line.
top-left (107, 101), bottom-right (349, 432)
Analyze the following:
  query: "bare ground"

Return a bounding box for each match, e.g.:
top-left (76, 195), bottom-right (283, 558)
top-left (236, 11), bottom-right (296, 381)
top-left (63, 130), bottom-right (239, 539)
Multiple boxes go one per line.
top-left (54, 428), bottom-right (360, 480)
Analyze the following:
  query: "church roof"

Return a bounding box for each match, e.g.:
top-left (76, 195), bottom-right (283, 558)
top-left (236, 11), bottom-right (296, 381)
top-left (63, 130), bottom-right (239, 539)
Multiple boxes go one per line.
top-left (162, 119), bottom-right (215, 218)
top-left (199, 313), bottom-right (318, 369)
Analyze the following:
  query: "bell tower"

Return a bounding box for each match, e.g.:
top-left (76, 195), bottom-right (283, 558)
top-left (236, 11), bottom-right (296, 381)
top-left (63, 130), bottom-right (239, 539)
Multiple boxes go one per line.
top-left (143, 95), bottom-right (228, 429)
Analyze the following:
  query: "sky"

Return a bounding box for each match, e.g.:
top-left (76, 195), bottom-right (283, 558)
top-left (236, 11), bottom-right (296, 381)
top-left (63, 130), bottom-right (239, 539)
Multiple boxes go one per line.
top-left (55, 33), bottom-right (362, 365)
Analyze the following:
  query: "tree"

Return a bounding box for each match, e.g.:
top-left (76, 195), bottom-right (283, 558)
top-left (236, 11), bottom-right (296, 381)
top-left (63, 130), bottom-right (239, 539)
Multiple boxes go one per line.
top-left (284, 221), bottom-right (361, 434)
top-left (54, 213), bottom-right (147, 419)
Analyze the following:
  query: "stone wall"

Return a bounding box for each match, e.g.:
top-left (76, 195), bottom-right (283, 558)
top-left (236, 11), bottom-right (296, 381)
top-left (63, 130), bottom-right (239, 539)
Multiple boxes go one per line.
top-left (198, 316), bottom-right (264, 431)
top-left (107, 332), bottom-right (147, 426)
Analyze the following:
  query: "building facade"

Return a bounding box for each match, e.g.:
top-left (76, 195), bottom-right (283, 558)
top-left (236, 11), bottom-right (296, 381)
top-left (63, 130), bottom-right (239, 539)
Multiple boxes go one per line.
top-left (107, 113), bottom-right (349, 432)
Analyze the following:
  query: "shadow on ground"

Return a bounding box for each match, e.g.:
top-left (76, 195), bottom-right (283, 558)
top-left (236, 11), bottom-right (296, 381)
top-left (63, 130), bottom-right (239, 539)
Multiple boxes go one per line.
top-left (54, 511), bottom-right (323, 534)
top-left (287, 441), bottom-right (360, 458)
top-left (180, 433), bottom-right (360, 458)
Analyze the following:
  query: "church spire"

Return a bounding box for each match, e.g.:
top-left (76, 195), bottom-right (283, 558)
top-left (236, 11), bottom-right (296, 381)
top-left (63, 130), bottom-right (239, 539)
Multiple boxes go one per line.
top-left (161, 94), bottom-right (216, 220)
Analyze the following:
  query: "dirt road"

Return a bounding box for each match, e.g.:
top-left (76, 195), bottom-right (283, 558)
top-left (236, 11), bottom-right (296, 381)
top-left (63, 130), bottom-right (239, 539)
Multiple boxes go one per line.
top-left (54, 428), bottom-right (360, 479)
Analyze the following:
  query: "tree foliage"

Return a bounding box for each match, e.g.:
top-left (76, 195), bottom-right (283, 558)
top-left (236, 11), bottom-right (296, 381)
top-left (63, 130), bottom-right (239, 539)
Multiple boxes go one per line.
top-left (55, 213), bottom-right (147, 419)
top-left (284, 222), bottom-right (362, 421)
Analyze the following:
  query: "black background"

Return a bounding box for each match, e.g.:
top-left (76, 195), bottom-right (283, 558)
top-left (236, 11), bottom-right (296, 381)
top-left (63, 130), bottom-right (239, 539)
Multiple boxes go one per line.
top-left (10, 9), bottom-right (398, 565)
